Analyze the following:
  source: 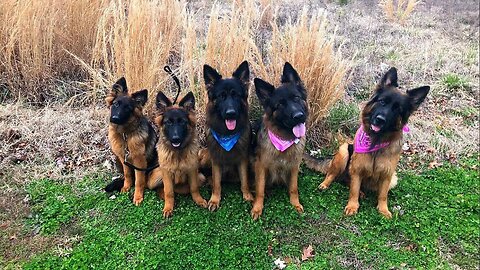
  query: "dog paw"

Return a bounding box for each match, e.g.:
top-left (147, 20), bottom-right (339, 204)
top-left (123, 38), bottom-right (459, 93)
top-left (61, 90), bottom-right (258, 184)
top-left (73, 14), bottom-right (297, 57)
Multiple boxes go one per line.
top-left (195, 198), bottom-right (208, 208)
top-left (318, 182), bottom-right (330, 190)
top-left (133, 195), bottom-right (143, 206)
top-left (162, 207), bottom-right (173, 218)
top-left (344, 203), bottom-right (359, 216)
top-left (208, 197), bottom-right (220, 211)
top-left (251, 204), bottom-right (263, 220)
top-left (120, 185), bottom-right (131, 193)
top-left (377, 207), bottom-right (392, 219)
top-left (293, 203), bottom-right (304, 214)
top-left (242, 192), bottom-right (254, 202)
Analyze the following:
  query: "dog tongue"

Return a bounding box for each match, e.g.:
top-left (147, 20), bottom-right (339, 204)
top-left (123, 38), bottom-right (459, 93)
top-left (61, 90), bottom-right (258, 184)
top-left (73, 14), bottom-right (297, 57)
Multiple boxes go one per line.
top-left (292, 123), bottom-right (306, 138)
top-left (225, 119), bottom-right (236, 130)
top-left (371, 125), bottom-right (381, 132)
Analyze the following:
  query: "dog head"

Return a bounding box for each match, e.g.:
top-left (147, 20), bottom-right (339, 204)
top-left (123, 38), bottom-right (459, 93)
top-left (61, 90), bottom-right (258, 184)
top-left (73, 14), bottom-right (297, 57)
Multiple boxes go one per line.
top-left (105, 77), bottom-right (148, 125)
top-left (362, 67), bottom-right (430, 136)
top-left (203, 61), bottom-right (250, 134)
top-left (155, 91), bottom-right (196, 149)
top-left (254, 62), bottom-right (308, 139)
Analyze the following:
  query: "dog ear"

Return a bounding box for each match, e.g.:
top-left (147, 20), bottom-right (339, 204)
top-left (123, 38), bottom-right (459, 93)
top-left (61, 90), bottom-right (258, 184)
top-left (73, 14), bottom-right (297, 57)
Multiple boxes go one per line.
top-left (156, 91), bottom-right (172, 113)
top-left (203, 64), bottom-right (222, 88)
top-left (113, 77), bottom-right (128, 93)
top-left (131, 89), bottom-right (148, 107)
top-left (179, 92), bottom-right (195, 111)
top-left (254, 78), bottom-right (275, 106)
top-left (407, 86), bottom-right (430, 112)
top-left (380, 67), bottom-right (398, 87)
top-left (232, 61), bottom-right (250, 85)
top-left (281, 62), bottom-right (301, 84)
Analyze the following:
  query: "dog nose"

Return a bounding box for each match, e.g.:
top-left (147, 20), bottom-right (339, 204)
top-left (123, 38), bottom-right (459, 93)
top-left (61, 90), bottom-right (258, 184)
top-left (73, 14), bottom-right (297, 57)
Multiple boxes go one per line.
top-left (171, 135), bottom-right (181, 144)
top-left (293, 112), bottom-right (305, 121)
top-left (375, 115), bottom-right (386, 124)
top-left (225, 109), bottom-right (236, 118)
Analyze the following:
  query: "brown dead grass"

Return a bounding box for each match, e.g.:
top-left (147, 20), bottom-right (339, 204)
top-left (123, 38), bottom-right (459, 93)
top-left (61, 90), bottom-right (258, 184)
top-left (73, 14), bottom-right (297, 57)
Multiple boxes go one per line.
top-left (378, 0), bottom-right (421, 24)
top-left (254, 7), bottom-right (350, 127)
top-left (0, 0), bottom-right (105, 102)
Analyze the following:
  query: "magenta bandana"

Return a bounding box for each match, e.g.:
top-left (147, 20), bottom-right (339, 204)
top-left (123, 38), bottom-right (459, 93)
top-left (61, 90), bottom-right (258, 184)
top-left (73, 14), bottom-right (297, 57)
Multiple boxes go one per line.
top-left (268, 130), bottom-right (300, 152)
top-left (354, 125), bottom-right (410, 153)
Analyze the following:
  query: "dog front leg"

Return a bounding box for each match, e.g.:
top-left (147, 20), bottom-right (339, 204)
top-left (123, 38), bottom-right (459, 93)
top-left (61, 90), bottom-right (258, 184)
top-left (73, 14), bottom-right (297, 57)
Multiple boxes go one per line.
top-left (162, 171), bottom-right (175, 218)
top-left (289, 165), bottom-right (303, 213)
top-left (251, 160), bottom-right (266, 220)
top-left (377, 175), bottom-right (393, 219)
top-left (239, 159), bottom-right (254, 202)
top-left (120, 160), bottom-right (134, 193)
top-left (208, 162), bottom-right (222, 211)
top-left (132, 155), bottom-right (147, 206)
top-left (188, 169), bottom-right (207, 208)
top-left (344, 173), bottom-right (361, 216)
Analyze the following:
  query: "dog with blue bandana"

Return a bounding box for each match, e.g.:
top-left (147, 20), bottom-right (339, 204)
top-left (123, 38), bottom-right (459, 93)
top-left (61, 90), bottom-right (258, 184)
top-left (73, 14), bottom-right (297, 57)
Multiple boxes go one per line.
top-left (202, 61), bottom-right (254, 211)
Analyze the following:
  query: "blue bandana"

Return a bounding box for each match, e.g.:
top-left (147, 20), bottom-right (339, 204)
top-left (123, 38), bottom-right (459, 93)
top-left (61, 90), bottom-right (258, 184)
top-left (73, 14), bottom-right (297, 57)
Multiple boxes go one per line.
top-left (211, 129), bottom-right (241, 152)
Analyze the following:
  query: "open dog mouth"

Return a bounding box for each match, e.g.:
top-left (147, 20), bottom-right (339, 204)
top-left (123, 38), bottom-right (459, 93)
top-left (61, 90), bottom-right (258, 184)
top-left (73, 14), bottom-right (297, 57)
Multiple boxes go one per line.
top-left (370, 124), bottom-right (382, 132)
top-left (225, 119), bottom-right (237, 131)
top-left (292, 123), bottom-right (306, 138)
top-left (172, 142), bottom-right (181, 148)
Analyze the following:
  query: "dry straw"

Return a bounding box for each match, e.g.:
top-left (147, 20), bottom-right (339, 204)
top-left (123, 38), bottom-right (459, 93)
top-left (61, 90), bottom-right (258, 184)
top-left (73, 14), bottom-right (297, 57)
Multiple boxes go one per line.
top-left (254, 7), bottom-right (349, 127)
top-left (378, 0), bottom-right (421, 24)
top-left (0, 0), bottom-right (349, 125)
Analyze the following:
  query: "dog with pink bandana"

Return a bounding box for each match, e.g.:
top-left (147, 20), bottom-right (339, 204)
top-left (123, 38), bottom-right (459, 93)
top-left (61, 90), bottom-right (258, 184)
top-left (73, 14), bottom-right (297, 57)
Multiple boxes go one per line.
top-left (251, 62), bottom-right (309, 220)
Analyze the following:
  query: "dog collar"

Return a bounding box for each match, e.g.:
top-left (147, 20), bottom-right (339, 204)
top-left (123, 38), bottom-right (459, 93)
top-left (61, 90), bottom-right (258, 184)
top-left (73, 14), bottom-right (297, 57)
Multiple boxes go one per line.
top-left (268, 129), bottom-right (300, 152)
top-left (354, 125), bottom-right (409, 153)
top-left (211, 129), bottom-right (241, 152)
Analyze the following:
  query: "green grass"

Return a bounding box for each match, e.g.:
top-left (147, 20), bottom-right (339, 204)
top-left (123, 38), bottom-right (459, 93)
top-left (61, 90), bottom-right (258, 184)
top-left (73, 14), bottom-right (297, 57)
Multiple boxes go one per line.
top-left (325, 100), bottom-right (360, 137)
top-left (441, 73), bottom-right (471, 91)
top-left (15, 159), bottom-right (480, 269)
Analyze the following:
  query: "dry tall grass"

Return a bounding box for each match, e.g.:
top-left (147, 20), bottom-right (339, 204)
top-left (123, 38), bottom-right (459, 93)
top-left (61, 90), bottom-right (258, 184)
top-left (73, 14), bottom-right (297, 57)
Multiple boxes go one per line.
top-left (88, 0), bottom-right (184, 110)
top-left (0, 0), bottom-right (348, 126)
top-left (0, 0), bottom-right (105, 102)
top-left (379, 0), bottom-right (421, 24)
top-left (254, 8), bottom-right (349, 127)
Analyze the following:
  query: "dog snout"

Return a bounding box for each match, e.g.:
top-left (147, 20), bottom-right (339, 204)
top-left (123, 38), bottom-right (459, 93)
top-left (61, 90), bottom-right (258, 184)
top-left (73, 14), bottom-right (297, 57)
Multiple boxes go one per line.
top-left (171, 135), bottom-right (181, 144)
top-left (374, 115), bottom-right (386, 125)
top-left (225, 108), bottom-right (236, 119)
top-left (292, 111), bottom-right (305, 122)
top-left (110, 115), bottom-right (121, 124)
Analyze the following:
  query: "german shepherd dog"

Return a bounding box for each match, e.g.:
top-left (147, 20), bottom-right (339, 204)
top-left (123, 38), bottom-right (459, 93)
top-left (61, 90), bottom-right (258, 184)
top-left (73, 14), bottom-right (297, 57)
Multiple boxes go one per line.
top-left (305, 67), bottom-right (429, 218)
top-left (104, 77), bottom-right (159, 206)
top-left (203, 61), bottom-right (253, 211)
top-left (251, 62), bottom-right (309, 220)
top-left (146, 91), bottom-right (208, 218)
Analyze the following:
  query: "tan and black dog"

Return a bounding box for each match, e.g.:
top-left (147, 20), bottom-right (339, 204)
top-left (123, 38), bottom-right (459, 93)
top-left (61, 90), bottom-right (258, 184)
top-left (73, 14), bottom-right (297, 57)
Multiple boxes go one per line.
top-left (147, 91), bottom-right (207, 218)
top-left (104, 77), bottom-right (159, 206)
top-left (305, 67), bottom-right (429, 218)
top-left (251, 62), bottom-right (309, 220)
top-left (203, 61), bottom-right (253, 211)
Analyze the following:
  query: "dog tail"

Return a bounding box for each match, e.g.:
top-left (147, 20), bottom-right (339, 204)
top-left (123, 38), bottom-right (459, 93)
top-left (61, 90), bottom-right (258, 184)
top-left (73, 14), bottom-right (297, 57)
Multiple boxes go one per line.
top-left (303, 154), bottom-right (331, 174)
top-left (104, 176), bottom-right (124, 192)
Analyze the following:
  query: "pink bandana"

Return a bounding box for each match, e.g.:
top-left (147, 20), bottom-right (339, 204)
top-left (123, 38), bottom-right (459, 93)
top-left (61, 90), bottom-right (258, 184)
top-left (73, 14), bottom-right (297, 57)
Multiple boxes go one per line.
top-left (268, 129), bottom-right (300, 152)
top-left (354, 125), bottom-right (410, 153)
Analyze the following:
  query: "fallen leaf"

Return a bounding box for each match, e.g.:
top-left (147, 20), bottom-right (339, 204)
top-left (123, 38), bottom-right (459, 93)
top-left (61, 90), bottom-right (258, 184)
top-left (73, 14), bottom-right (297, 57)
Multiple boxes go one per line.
top-left (301, 245), bottom-right (314, 261)
top-left (267, 244), bottom-right (273, 256)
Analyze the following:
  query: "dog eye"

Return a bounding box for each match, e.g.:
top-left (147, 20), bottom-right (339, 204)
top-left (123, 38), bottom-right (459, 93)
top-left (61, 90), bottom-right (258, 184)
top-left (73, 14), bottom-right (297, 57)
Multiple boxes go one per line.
top-left (293, 96), bottom-right (300, 102)
top-left (165, 119), bottom-right (173, 125)
top-left (379, 100), bottom-right (386, 106)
